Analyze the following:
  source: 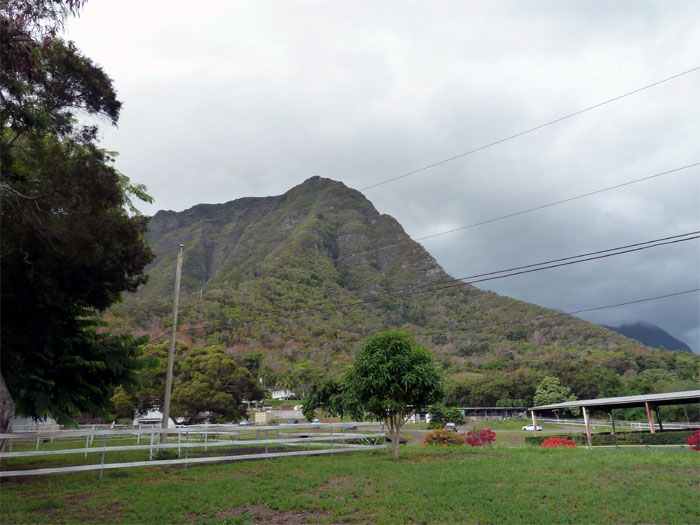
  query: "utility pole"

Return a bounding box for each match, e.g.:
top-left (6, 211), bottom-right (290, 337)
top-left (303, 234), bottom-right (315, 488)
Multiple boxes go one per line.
top-left (162, 244), bottom-right (184, 430)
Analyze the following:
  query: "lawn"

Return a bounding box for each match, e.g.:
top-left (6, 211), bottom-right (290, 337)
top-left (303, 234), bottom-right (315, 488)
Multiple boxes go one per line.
top-left (1, 444), bottom-right (698, 523)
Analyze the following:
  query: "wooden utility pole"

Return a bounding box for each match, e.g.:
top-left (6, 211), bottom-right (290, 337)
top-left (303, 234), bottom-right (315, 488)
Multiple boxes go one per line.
top-left (162, 244), bottom-right (184, 429)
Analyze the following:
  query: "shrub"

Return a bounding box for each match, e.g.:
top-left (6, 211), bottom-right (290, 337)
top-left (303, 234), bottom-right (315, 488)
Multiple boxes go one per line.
top-left (526, 430), bottom-right (698, 447)
top-left (151, 449), bottom-right (179, 461)
top-left (541, 436), bottom-right (576, 448)
top-left (465, 429), bottom-right (496, 447)
top-left (687, 430), bottom-right (700, 451)
top-left (424, 429), bottom-right (463, 446)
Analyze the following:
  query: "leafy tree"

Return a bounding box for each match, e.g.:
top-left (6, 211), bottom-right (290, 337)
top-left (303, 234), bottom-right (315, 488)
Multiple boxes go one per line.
top-left (347, 331), bottom-right (445, 461)
top-left (427, 403), bottom-right (464, 428)
top-left (171, 346), bottom-right (266, 423)
top-left (533, 376), bottom-right (579, 418)
top-left (0, 0), bottom-right (154, 437)
top-left (301, 377), bottom-right (363, 422)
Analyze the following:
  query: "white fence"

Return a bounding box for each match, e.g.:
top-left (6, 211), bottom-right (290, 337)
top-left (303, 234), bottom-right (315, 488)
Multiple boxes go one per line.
top-left (0, 422), bottom-right (385, 478)
top-left (537, 418), bottom-right (700, 430)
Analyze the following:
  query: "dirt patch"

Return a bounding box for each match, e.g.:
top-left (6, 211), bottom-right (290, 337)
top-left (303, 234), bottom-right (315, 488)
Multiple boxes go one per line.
top-left (34, 498), bottom-right (125, 523)
top-left (217, 504), bottom-right (332, 524)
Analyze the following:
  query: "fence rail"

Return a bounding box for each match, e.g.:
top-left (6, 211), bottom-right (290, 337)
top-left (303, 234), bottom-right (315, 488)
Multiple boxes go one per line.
top-left (0, 422), bottom-right (385, 478)
top-left (537, 418), bottom-right (700, 430)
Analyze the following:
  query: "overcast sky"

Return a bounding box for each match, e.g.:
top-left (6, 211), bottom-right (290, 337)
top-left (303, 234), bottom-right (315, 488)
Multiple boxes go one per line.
top-left (65, 1), bottom-right (700, 352)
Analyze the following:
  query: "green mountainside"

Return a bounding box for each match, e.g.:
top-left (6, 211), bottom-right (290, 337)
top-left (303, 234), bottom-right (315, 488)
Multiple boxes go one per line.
top-left (111, 177), bottom-right (698, 411)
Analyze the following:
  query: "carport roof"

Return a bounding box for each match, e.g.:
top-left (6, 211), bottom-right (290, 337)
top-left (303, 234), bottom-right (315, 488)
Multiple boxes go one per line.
top-left (530, 390), bottom-right (700, 411)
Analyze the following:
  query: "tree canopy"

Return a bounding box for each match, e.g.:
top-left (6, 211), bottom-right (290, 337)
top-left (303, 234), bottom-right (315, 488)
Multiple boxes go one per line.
top-left (533, 376), bottom-right (579, 417)
top-left (347, 330), bottom-right (445, 460)
top-left (0, 0), bottom-right (154, 432)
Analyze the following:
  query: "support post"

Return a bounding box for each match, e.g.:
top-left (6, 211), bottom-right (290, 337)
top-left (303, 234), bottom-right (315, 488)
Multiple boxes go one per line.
top-left (162, 244), bottom-right (184, 430)
top-left (645, 402), bottom-right (656, 434)
top-left (609, 410), bottom-right (616, 437)
top-left (582, 406), bottom-right (592, 446)
top-left (531, 410), bottom-right (538, 437)
top-left (184, 431), bottom-right (189, 469)
top-left (654, 405), bottom-right (664, 431)
top-left (99, 434), bottom-right (107, 480)
top-left (85, 434), bottom-right (90, 458)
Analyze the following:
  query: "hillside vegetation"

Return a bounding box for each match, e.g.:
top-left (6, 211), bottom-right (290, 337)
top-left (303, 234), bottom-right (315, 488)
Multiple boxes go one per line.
top-left (110, 177), bottom-right (698, 419)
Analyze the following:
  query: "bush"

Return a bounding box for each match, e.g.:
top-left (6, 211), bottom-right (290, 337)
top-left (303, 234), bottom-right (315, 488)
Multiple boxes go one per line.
top-left (687, 430), bottom-right (700, 451)
top-left (525, 429), bottom-right (699, 447)
top-left (424, 429), bottom-right (463, 446)
top-left (151, 449), bottom-right (179, 461)
top-left (465, 429), bottom-right (496, 447)
top-left (541, 436), bottom-right (576, 448)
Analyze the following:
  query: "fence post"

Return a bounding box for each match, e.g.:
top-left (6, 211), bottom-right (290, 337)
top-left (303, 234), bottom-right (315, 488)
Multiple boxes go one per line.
top-left (149, 431), bottom-right (155, 460)
top-left (178, 432), bottom-right (181, 456)
top-left (99, 434), bottom-right (107, 480)
top-left (85, 434), bottom-right (90, 458)
top-left (36, 436), bottom-right (40, 451)
top-left (265, 429), bottom-right (268, 457)
top-left (204, 429), bottom-right (208, 452)
top-left (330, 423), bottom-right (334, 452)
top-left (184, 431), bottom-right (189, 469)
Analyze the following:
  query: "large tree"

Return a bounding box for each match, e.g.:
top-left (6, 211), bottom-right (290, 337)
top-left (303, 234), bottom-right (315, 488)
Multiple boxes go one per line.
top-left (170, 346), bottom-right (266, 423)
top-left (347, 330), bottom-right (445, 461)
top-left (0, 0), bottom-right (154, 436)
top-left (533, 376), bottom-right (579, 419)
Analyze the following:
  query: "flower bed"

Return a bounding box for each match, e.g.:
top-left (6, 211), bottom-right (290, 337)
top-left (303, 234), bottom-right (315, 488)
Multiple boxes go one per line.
top-left (424, 428), bottom-right (496, 447)
top-left (541, 436), bottom-right (576, 448)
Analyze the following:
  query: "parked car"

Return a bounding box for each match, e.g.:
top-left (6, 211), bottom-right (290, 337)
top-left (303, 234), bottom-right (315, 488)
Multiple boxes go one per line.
top-left (445, 422), bottom-right (459, 432)
top-left (522, 424), bottom-right (543, 431)
top-left (345, 425), bottom-right (358, 431)
top-left (238, 420), bottom-right (251, 426)
top-left (287, 419), bottom-right (299, 424)
top-left (311, 419), bottom-right (320, 424)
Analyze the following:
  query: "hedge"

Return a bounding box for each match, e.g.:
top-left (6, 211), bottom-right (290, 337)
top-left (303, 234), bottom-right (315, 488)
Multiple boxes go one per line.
top-left (525, 429), bottom-right (699, 446)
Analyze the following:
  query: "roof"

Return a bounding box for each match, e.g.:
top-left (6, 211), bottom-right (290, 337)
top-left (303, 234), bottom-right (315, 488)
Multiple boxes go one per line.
top-left (530, 390), bottom-right (700, 411)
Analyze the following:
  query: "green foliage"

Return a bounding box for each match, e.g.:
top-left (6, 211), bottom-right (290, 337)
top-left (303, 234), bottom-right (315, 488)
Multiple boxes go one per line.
top-left (428, 404), bottom-right (464, 428)
top-left (301, 377), bottom-right (362, 421)
top-left (347, 330), bottom-right (445, 460)
top-left (1, 0), bottom-right (154, 425)
top-left (170, 345), bottom-right (266, 423)
top-left (533, 376), bottom-right (580, 416)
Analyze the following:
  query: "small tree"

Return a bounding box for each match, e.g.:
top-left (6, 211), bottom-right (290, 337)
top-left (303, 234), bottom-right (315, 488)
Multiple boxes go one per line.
top-left (533, 376), bottom-right (579, 419)
top-left (347, 331), bottom-right (445, 461)
top-left (301, 377), bottom-right (363, 422)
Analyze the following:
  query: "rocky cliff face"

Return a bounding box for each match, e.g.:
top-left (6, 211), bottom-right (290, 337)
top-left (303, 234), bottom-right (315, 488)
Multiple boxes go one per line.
top-left (119, 176), bottom-right (639, 360)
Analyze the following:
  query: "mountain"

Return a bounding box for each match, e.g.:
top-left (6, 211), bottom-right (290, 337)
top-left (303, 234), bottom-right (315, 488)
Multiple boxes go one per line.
top-left (112, 176), bottom-right (699, 407)
top-left (119, 176), bottom-right (634, 352)
top-left (602, 322), bottom-right (693, 353)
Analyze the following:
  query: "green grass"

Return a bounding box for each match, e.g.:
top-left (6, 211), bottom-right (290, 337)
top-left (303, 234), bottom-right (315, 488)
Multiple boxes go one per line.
top-left (1, 445), bottom-right (698, 523)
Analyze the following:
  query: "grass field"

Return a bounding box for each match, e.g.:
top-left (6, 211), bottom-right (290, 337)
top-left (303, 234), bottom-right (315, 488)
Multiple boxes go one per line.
top-left (1, 444), bottom-right (698, 524)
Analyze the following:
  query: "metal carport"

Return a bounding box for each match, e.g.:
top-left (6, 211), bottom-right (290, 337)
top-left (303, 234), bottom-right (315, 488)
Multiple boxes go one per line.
top-left (529, 390), bottom-right (700, 445)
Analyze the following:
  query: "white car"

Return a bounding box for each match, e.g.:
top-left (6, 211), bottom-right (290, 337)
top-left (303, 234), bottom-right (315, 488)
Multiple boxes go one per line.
top-left (522, 424), bottom-right (543, 431)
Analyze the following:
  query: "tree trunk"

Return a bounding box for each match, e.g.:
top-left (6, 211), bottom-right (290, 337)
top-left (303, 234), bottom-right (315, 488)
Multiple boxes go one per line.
top-left (0, 371), bottom-right (15, 452)
top-left (390, 416), bottom-right (401, 461)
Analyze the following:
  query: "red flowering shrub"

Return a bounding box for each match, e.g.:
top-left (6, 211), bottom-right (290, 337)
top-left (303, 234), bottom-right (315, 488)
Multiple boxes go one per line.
top-left (687, 430), bottom-right (700, 451)
top-left (465, 429), bottom-right (496, 447)
top-left (541, 436), bottom-right (577, 448)
top-left (423, 429), bottom-right (463, 446)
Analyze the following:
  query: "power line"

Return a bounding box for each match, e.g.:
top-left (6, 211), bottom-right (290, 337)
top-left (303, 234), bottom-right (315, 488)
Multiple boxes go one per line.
top-left (147, 231), bottom-right (699, 342)
top-left (337, 161), bottom-right (699, 263)
top-left (359, 66), bottom-right (700, 192)
top-left (140, 65), bottom-right (700, 271)
top-left (417, 288), bottom-right (700, 339)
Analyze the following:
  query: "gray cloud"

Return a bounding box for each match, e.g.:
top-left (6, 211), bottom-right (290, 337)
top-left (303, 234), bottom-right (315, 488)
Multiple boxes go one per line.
top-left (66, 0), bottom-right (700, 351)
